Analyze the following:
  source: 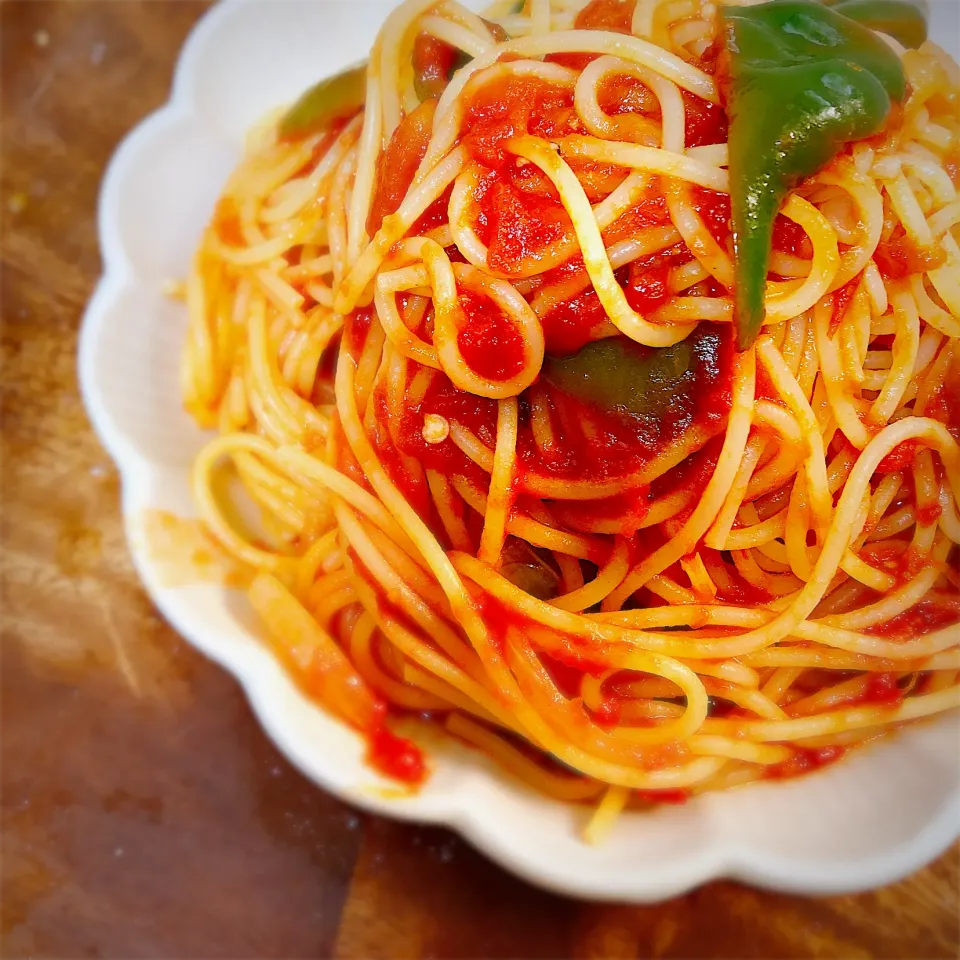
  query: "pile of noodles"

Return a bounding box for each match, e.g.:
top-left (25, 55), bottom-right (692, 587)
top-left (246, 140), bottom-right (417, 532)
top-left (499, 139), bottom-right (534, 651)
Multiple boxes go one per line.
top-left (181, 0), bottom-right (960, 838)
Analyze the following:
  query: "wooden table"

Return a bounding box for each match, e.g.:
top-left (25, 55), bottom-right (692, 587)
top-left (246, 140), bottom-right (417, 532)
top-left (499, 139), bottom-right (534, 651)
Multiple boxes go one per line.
top-left (1, 2), bottom-right (957, 956)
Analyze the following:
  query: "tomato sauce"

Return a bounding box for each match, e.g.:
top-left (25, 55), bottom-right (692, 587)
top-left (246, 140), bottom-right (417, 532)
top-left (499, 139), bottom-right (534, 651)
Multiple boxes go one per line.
top-left (553, 486), bottom-right (651, 536)
top-left (927, 358), bottom-right (960, 444)
top-left (859, 672), bottom-right (905, 706)
top-left (682, 90), bottom-right (728, 148)
top-left (213, 197), bottom-right (245, 247)
top-left (598, 74), bottom-right (660, 119)
top-left (370, 392), bottom-right (433, 515)
top-left (539, 651), bottom-right (595, 698)
top-left (874, 231), bottom-right (947, 279)
top-left (463, 75), bottom-right (582, 171)
top-left (691, 187), bottom-right (732, 249)
top-left (766, 745), bottom-right (846, 781)
top-left (648, 431), bottom-right (725, 504)
top-left (575, 0), bottom-right (636, 31)
top-left (771, 212), bottom-right (813, 259)
top-left (713, 565), bottom-right (774, 605)
top-left (412, 33), bottom-right (458, 98)
top-left (624, 243), bottom-right (689, 313)
top-left (479, 178), bottom-right (574, 274)
top-left (414, 183), bottom-right (455, 235)
top-left (541, 286), bottom-right (609, 355)
top-left (365, 69), bottom-right (736, 525)
top-left (590, 695), bottom-right (623, 727)
top-left (545, 0), bottom-right (636, 69)
top-left (860, 539), bottom-right (931, 585)
top-left (392, 374), bottom-right (498, 481)
top-left (829, 273), bottom-right (862, 334)
top-left (635, 788), bottom-right (691, 804)
top-left (343, 306), bottom-right (374, 359)
top-left (368, 97), bottom-right (437, 236)
top-left (368, 724), bottom-right (427, 784)
top-left (456, 290), bottom-right (526, 381)
top-left (875, 439), bottom-right (919, 473)
top-left (601, 194), bottom-right (673, 244)
top-left (865, 595), bottom-right (960, 639)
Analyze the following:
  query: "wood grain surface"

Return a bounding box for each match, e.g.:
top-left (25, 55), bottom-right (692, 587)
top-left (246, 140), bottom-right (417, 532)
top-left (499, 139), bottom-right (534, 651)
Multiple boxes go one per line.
top-left (1, 3), bottom-right (958, 957)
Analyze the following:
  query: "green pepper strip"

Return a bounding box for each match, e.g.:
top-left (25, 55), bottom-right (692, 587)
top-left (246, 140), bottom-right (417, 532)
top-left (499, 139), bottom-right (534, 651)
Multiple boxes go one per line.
top-left (278, 64), bottom-right (367, 141)
top-left (542, 335), bottom-right (699, 420)
top-left (828, 0), bottom-right (928, 49)
top-left (721, 0), bottom-right (917, 350)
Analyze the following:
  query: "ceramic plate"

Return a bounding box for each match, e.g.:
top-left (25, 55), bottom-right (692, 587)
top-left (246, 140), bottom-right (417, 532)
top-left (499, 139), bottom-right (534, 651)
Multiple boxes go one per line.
top-left (78, 0), bottom-right (960, 901)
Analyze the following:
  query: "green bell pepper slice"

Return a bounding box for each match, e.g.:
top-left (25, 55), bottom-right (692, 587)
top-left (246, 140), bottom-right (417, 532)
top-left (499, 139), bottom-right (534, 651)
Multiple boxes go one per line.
top-left (720, 0), bottom-right (917, 349)
top-left (542, 336), bottom-right (698, 419)
top-left (278, 64), bottom-right (367, 141)
top-left (828, 0), bottom-right (928, 49)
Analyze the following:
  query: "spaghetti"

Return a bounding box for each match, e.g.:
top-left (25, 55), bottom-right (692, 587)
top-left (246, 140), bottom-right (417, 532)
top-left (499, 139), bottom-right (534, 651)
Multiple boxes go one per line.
top-left (182, 0), bottom-right (960, 837)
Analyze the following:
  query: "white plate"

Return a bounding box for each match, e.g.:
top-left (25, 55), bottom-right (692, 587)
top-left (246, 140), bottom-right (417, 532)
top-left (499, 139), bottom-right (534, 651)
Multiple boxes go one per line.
top-left (78, 0), bottom-right (960, 902)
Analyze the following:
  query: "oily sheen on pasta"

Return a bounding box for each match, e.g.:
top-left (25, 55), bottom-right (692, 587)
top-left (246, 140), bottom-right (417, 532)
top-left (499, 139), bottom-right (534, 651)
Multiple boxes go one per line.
top-left (181, 0), bottom-right (960, 840)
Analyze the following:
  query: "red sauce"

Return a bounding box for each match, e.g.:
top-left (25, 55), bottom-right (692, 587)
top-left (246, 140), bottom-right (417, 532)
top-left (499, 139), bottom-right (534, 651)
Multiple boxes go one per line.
top-left (553, 487), bottom-right (651, 535)
top-left (766, 745), bottom-right (846, 781)
top-left (829, 274), bottom-right (862, 334)
top-left (368, 724), bottom-right (427, 785)
top-left (713, 566), bottom-right (774, 605)
top-left (927, 356), bottom-right (960, 444)
top-left (371, 392), bottom-right (433, 517)
top-left (859, 672), bottom-right (905, 706)
top-left (546, 0), bottom-right (636, 68)
top-left (456, 290), bottom-right (527, 382)
top-left (463, 75), bottom-right (581, 171)
top-left (541, 286), bottom-right (609, 355)
top-left (648, 432), bottom-right (725, 504)
top-left (567, 157), bottom-right (630, 203)
top-left (477, 594), bottom-right (612, 675)
top-left (538, 639), bottom-right (610, 678)
top-left (692, 187), bottom-right (732, 247)
top-left (414, 183), bottom-right (455, 235)
top-left (916, 496), bottom-right (943, 529)
top-left (875, 439), bottom-right (919, 473)
top-left (874, 232), bottom-right (947, 280)
top-left (478, 177), bottom-right (574, 275)
top-left (412, 33), bottom-right (458, 98)
top-left (624, 243), bottom-right (688, 313)
top-left (601, 194), bottom-right (672, 244)
top-left (598, 74), bottom-right (659, 118)
top-left (635, 788), bottom-right (691, 804)
top-left (394, 373), bottom-right (498, 475)
top-left (860, 540), bottom-right (930, 585)
top-left (681, 90), bottom-right (728, 148)
top-left (575, 0), bottom-right (636, 31)
top-left (590, 696), bottom-right (623, 727)
top-left (368, 97), bottom-right (437, 235)
top-left (539, 652), bottom-right (591, 698)
top-left (395, 321), bottom-right (724, 498)
top-left (866, 595), bottom-right (960, 639)
top-left (343, 306), bottom-right (374, 359)
top-left (508, 156), bottom-right (561, 199)
top-left (771, 213), bottom-right (813, 259)
top-left (213, 197), bottom-right (244, 247)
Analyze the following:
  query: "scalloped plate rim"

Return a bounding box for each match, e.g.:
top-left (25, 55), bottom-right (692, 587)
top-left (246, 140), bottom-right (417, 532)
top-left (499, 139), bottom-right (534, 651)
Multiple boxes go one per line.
top-left (77, 0), bottom-right (960, 902)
